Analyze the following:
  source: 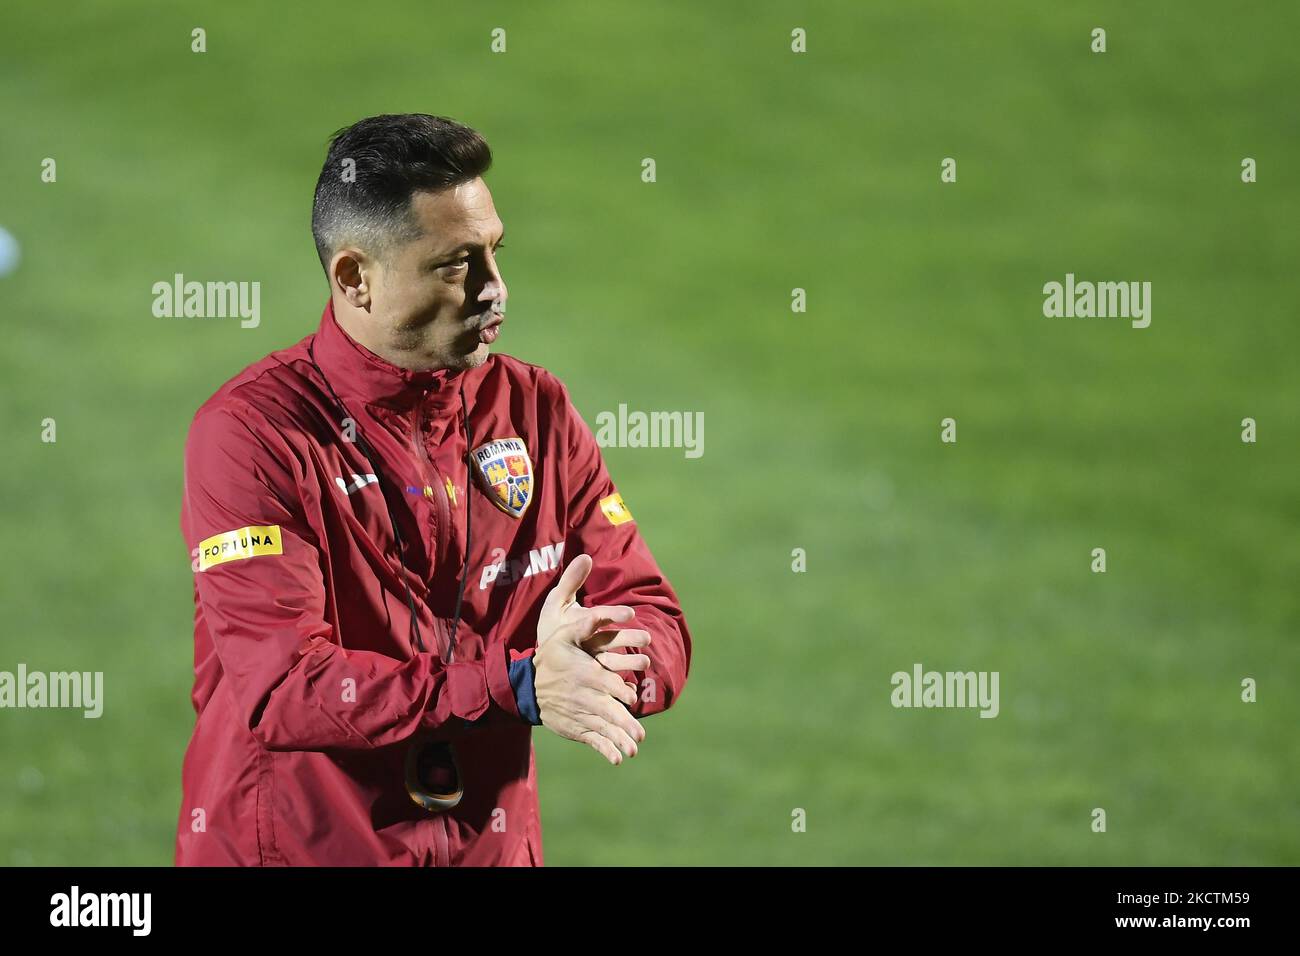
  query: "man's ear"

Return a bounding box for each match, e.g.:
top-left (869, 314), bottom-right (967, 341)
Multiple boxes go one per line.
top-left (330, 249), bottom-right (374, 310)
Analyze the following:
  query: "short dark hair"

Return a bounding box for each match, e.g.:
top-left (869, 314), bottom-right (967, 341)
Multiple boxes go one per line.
top-left (310, 114), bottom-right (493, 271)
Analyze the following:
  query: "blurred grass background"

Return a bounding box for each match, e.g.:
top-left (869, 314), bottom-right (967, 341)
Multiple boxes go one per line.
top-left (1, 0), bottom-right (1297, 865)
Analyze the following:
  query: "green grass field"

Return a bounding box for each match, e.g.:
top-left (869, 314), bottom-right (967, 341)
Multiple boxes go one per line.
top-left (1, 0), bottom-right (1297, 865)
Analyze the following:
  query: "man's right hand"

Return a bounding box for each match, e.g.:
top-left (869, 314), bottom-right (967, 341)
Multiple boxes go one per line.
top-left (533, 553), bottom-right (650, 765)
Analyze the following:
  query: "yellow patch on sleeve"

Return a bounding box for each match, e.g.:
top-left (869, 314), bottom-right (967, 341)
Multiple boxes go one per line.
top-left (599, 493), bottom-right (634, 526)
top-left (197, 525), bottom-right (283, 571)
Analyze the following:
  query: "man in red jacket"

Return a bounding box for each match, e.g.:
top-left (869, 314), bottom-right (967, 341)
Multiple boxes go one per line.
top-left (176, 114), bottom-right (692, 866)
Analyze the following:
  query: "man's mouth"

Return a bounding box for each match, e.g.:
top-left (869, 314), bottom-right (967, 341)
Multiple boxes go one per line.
top-left (477, 311), bottom-right (504, 344)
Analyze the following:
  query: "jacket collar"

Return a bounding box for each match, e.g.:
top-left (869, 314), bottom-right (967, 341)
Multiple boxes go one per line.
top-left (311, 300), bottom-right (466, 416)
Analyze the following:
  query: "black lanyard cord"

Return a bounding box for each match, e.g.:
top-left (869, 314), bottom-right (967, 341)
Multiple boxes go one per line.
top-left (446, 383), bottom-right (474, 665)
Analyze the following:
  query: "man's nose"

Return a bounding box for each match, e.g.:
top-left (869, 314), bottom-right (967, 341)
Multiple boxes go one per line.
top-left (478, 259), bottom-right (507, 308)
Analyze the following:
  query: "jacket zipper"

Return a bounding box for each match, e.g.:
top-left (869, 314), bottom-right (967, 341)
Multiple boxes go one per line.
top-left (413, 397), bottom-right (456, 867)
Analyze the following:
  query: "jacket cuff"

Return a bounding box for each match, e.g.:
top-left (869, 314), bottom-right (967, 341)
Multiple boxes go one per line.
top-left (429, 643), bottom-right (522, 730)
top-left (507, 649), bottom-right (542, 726)
top-left (486, 641), bottom-right (521, 721)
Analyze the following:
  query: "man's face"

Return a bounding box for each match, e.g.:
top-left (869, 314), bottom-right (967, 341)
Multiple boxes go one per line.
top-left (367, 177), bottom-right (507, 371)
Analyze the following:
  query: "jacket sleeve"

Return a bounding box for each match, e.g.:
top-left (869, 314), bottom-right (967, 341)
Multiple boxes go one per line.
top-left (555, 380), bottom-right (693, 717)
top-left (183, 404), bottom-right (521, 753)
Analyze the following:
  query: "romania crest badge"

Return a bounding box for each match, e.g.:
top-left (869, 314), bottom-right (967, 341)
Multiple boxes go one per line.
top-left (470, 437), bottom-right (534, 518)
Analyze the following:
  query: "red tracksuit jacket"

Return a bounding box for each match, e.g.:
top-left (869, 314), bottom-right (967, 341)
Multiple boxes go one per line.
top-left (175, 302), bottom-right (692, 866)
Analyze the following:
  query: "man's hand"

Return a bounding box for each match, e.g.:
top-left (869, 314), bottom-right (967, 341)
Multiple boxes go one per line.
top-left (534, 553), bottom-right (652, 765)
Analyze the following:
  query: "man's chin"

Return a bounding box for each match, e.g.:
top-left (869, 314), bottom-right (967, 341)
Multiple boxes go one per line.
top-left (451, 340), bottom-right (491, 371)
